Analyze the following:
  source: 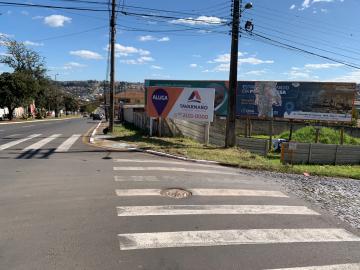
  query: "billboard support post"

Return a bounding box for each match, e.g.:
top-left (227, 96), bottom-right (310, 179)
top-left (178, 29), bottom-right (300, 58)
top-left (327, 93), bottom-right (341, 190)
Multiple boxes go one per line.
top-left (289, 120), bottom-right (294, 141)
top-left (340, 127), bottom-right (344, 145)
top-left (204, 123), bottom-right (210, 145)
top-left (269, 118), bottom-right (273, 151)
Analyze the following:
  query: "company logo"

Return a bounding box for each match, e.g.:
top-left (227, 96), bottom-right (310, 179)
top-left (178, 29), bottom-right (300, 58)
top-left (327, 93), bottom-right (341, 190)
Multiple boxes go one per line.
top-left (187, 90), bottom-right (202, 103)
top-left (151, 88), bottom-right (169, 116)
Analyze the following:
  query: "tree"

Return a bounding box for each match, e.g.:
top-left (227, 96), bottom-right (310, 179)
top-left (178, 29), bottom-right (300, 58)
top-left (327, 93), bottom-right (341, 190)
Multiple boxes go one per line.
top-left (0, 38), bottom-right (46, 78)
top-left (63, 94), bottom-right (79, 114)
top-left (0, 72), bottom-right (36, 120)
top-left (0, 38), bottom-right (48, 119)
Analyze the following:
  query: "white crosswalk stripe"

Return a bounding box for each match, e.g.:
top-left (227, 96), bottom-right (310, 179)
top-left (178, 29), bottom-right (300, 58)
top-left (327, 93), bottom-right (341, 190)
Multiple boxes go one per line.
top-left (115, 188), bottom-right (288, 198)
top-left (113, 158), bottom-right (222, 168)
top-left (55, 134), bottom-right (81, 152)
top-left (113, 166), bottom-right (239, 175)
top-left (0, 134), bottom-right (41, 151)
top-left (266, 263), bottom-right (360, 270)
top-left (22, 134), bottom-right (62, 152)
top-left (118, 228), bottom-right (360, 250)
top-left (117, 205), bottom-right (319, 217)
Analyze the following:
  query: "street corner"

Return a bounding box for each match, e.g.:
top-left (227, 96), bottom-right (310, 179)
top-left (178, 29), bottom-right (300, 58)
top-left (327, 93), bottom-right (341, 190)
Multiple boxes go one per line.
top-left (89, 121), bottom-right (138, 151)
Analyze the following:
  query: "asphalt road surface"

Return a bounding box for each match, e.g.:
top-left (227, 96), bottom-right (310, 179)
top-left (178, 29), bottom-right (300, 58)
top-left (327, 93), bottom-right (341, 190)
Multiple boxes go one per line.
top-left (1, 118), bottom-right (360, 270)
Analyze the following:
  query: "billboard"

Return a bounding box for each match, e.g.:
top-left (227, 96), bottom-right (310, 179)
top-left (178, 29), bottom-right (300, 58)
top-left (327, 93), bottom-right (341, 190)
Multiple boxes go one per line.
top-left (146, 87), bottom-right (215, 122)
top-left (145, 80), bottom-right (356, 122)
top-left (237, 81), bottom-right (356, 122)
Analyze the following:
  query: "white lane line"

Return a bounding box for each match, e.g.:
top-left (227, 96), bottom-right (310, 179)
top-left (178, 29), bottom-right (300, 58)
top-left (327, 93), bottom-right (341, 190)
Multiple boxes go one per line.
top-left (113, 159), bottom-right (222, 168)
top-left (54, 134), bottom-right (81, 152)
top-left (22, 134), bottom-right (61, 152)
top-left (117, 205), bottom-right (319, 217)
top-left (266, 263), bottom-right (360, 270)
top-left (115, 189), bottom-right (288, 198)
top-left (114, 176), bottom-right (160, 182)
top-left (22, 125), bottom-right (35, 128)
top-left (0, 134), bottom-right (42, 151)
top-left (113, 167), bottom-right (239, 175)
top-left (118, 228), bottom-right (360, 250)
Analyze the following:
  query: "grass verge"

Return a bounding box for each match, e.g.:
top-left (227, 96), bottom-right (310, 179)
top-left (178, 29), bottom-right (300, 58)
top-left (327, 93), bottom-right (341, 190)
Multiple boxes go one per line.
top-left (111, 123), bottom-right (360, 180)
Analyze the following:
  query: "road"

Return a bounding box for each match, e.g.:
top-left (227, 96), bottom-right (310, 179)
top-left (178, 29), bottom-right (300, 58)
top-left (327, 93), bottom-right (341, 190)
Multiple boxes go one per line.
top-left (0, 118), bottom-right (360, 270)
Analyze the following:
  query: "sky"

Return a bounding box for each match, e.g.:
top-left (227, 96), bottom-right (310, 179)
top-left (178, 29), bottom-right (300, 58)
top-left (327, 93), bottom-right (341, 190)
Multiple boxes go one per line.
top-left (0, 0), bottom-right (360, 83)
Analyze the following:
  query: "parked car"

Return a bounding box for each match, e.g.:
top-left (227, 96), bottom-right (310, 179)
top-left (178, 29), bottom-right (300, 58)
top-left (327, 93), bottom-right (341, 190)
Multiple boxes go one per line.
top-left (83, 113), bottom-right (88, 117)
top-left (92, 114), bottom-right (102, 120)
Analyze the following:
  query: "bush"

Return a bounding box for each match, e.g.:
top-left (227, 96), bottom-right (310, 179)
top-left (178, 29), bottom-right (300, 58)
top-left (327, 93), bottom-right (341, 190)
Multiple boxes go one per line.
top-left (278, 126), bottom-right (360, 145)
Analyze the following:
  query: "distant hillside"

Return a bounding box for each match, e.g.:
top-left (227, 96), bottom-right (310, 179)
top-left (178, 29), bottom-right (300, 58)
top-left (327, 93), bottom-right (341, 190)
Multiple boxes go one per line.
top-left (57, 80), bottom-right (144, 101)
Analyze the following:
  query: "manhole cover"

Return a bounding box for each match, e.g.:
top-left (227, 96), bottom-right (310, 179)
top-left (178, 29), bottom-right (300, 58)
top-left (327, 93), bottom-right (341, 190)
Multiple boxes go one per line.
top-left (160, 188), bottom-right (192, 199)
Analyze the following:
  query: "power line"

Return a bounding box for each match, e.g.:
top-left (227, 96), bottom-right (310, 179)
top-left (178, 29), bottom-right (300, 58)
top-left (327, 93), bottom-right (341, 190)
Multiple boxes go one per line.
top-left (243, 30), bottom-right (360, 70)
top-left (32, 25), bottom-right (107, 42)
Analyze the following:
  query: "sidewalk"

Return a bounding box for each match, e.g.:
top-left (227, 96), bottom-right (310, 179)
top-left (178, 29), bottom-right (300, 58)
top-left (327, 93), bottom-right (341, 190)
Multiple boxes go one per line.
top-left (90, 121), bottom-right (138, 151)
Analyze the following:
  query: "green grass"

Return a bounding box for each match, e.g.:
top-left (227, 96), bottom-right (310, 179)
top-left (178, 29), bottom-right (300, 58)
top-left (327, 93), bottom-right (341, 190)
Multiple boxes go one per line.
top-left (111, 124), bottom-right (360, 180)
top-left (278, 126), bottom-right (360, 145)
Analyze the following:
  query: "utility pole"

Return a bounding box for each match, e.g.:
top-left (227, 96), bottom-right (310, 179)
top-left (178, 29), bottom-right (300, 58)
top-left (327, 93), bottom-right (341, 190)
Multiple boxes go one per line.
top-left (109, 0), bottom-right (116, 132)
top-left (225, 0), bottom-right (241, 147)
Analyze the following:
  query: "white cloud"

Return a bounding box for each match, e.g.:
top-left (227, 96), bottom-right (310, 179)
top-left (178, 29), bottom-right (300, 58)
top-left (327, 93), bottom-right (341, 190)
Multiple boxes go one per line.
top-left (151, 65), bottom-right (163, 70)
top-left (112, 44), bottom-right (150, 57)
top-left (245, 70), bottom-right (267, 76)
top-left (70, 50), bottom-right (103, 60)
top-left (158, 37), bottom-right (170, 42)
top-left (238, 57), bottom-right (274, 65)
top-left (139, 35), bottom-right (156, 42)
top-left (120, 56), bottom-right (154, 65)
top-left (304, 63), bottom-right (343, 69)
top-left (332, 70), bottom-right (360, 83)
top-left (23, 40), bottom-right (44, 47)
top-left (300, 0), bottom-right (341, 10)
top-left (192, 54), bottom-right (201, 58)
top-left (206, 53), bottom-right (273, 72)
top-left (170, 16), bottom-right (225, 25)
top-left (21, 10), bottom-right (29, 16)
top-left (302, 0), bottom-right (312, 9)
top-left (190, 64), bottom-right (198, 68)
top-left (150, 73), bottom-right (171, 79)
top-left (290, 4), bottom-right (296, 9)
top-left (63, 62), bottom-right (87, 69)
top-left (44, 15), bottom-right (72, 27)
top-left (138, 35), bottom-right (170, 42)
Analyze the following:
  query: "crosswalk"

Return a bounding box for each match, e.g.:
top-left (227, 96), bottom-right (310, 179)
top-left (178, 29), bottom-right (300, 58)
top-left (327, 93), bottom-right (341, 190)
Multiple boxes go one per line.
top-left (0, 133), bottom-right (82, 154)
top-left (113, 157), bottom-right (360, 269)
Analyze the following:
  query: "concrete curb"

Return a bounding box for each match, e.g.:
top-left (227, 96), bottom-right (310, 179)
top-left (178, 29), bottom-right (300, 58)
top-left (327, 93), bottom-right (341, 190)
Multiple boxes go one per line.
top-left (86, 123), bottom-right (238, 167)
top-left (89, 121), bottom-right (103, 143)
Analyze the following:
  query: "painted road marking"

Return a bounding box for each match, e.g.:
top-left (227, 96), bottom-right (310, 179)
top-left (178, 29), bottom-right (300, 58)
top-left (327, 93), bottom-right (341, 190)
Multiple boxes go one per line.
top-left (22, 125), bottom-right (35, 128)
top-left (0, 134), bottom-right (42, 151)
top-left (266, 263), bottom-right (360, 270)
top-left (55, 134), bottom-right (81, 152)
top-left (22, 134), bottom-right (61, 152)
top-left (113, 159), bottom-right (222, 168)
top-left (117, 205), bottom-right (319, 217)
top-left (113, 166), bottom-right (239, 175)
top-left (4, 134), bottom-right (22, 138)
top-left (114, 175), bottom-right (263, 185)
top-left (115, 176), bottom-right (160, 182)
top-left (118, 228), bottom-right (360, 250)
top-left (115, 189), bottom-right (288, 198)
